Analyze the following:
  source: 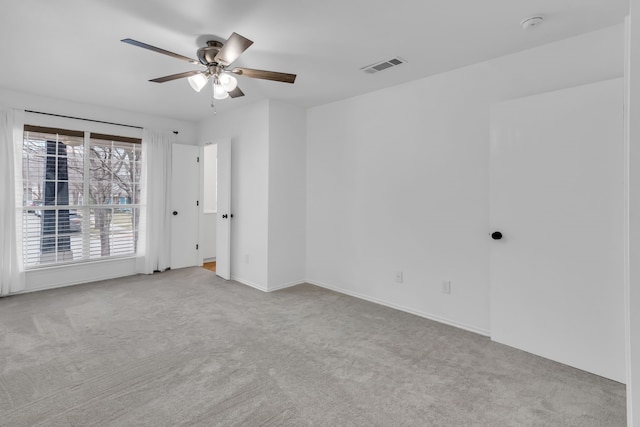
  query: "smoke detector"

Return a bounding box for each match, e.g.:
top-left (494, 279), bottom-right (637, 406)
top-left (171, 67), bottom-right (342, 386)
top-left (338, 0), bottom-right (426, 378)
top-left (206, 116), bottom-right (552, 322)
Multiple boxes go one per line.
top-left (521, 16), bottom-right (544, 30)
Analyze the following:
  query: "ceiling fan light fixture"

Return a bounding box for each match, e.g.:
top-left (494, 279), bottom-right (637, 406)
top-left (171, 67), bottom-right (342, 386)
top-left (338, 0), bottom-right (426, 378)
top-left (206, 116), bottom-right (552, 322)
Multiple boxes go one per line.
top-left (213, 82), bottom-right (229, 100)
top-left (219, 73), bottom-right (238, 92)
top-left (188, 73), bottom-right (208, 92)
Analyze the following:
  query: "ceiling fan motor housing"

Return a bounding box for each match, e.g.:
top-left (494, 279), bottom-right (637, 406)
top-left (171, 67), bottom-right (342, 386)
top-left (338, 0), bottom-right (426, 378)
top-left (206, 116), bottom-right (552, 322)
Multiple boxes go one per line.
top-left (197, 40), bottom-right (224, 66)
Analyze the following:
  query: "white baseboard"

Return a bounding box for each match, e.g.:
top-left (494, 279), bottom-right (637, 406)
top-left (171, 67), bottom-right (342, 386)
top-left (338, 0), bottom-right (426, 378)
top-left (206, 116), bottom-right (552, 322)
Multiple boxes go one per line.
top-left (230, 275), bottom-right (268, 292)
top-left (230, 276), bottom-right (304, 293)
top-left (268, 280), bottom-right (305, 292)
top-left (305, 279), bottom-right (490, 337)
top-left (203, 257), bottom-right (216, 263)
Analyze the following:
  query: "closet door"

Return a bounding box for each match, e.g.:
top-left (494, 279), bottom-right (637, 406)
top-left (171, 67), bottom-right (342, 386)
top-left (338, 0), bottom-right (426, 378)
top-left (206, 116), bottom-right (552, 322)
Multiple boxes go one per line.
top-left (490, 79), bottom-right (625, 382)
top-left (171, 144), bottom-right (200, 269)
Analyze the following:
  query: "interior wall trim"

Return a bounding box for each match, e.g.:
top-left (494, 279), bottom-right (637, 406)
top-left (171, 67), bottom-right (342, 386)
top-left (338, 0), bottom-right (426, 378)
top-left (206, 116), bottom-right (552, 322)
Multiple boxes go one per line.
top-left (268, 280), bottom-right (306, 292)
top-left (16, 258), bottom-right (137, 295)
top-left (230, 275), bottom-right (268, 292)
top-left (305, 279), bottom-right (491, 337)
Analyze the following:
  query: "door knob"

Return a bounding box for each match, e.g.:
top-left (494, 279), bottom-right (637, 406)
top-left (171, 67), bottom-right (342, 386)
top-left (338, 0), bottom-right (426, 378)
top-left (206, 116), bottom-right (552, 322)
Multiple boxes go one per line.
top-left (491, 231), bottom-right (503, 240)
top-left (222, 214), bottom-right (228, 219)
top-left (173, 211), bottom-right (178, 216)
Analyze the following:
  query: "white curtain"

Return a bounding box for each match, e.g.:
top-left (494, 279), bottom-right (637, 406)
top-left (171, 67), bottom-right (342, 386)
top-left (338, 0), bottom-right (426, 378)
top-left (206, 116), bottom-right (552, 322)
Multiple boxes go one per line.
top-left (136, 129), bottom-right (173, 274)
top-left (0, 109), bottom-right (25, 295)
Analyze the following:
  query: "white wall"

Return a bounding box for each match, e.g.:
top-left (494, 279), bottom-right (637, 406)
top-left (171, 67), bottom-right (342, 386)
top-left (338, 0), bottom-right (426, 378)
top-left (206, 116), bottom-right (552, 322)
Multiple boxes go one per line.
top-left (0, 87), bottom-right (198, 144)
top-left (306, 64), bottom-right (492, 334)
top-left (627, 2), bottom-right (640, 424)
top-left (198, 100), bottom-right (270, 289)
top-left (487, 25), bottom-right (625, 101)
top-left (197, 99), bottom-right (307, 291)
top-left (267, 100), bottom-right (307, 290)
top-left (0, 87), bottom-right (198, 293)
top-left (306, 24), bottom-right (625, 335)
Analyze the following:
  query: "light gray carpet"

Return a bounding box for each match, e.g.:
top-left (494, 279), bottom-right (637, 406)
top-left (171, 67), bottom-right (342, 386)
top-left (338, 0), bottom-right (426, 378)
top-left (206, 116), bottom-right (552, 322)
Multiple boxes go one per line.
top-left (0, 267), bottom-right (626, 426)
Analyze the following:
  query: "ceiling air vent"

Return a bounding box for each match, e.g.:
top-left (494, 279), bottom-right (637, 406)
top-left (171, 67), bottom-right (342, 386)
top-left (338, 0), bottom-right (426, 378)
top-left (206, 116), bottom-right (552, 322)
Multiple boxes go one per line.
top-left (361, 57), bottom-right (406, 74)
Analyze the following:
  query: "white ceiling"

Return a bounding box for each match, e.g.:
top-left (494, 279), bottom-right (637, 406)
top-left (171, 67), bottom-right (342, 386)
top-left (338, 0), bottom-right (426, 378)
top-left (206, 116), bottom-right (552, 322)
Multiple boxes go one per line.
top-left (0, 0), bottom-right (629, 122)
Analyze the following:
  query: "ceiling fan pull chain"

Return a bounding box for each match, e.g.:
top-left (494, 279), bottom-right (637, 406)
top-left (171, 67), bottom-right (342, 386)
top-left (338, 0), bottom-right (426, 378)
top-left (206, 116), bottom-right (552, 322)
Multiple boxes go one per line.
top-left (211, 79), bottom-right (220, 113)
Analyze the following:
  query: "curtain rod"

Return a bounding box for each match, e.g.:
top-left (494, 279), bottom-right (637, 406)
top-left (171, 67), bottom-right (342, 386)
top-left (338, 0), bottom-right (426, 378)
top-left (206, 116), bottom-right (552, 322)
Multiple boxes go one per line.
top-left (25, 110), bottom-right (179, 134)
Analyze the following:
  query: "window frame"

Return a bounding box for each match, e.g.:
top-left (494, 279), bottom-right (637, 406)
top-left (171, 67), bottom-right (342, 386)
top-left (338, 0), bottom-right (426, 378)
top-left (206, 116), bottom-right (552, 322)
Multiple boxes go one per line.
top-left (21, 125), bottom-right (143, 269)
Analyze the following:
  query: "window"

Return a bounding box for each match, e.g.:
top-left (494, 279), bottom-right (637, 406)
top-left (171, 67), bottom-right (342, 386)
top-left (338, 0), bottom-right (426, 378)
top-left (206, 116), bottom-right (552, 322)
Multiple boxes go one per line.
top-left (21, 126), bottom-right (142, 268)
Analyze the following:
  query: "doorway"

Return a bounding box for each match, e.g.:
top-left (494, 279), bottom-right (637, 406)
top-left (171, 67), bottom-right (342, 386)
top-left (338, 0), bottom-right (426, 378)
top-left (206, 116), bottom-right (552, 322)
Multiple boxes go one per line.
top-left (201, 143), bottom-right (218, 271)
top-left (200, 138), bottom-right (231, 279)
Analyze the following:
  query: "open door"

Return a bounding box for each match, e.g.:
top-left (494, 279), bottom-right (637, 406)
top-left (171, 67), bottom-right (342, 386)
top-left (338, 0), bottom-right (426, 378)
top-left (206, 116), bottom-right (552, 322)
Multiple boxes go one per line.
top-left (215, 138), bottom-right (231, 280)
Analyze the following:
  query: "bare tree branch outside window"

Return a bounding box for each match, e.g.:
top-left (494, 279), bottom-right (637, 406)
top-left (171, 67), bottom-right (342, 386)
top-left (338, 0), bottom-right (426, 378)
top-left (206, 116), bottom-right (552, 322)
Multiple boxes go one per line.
top-left (21, 128), bottom-right (142, 268)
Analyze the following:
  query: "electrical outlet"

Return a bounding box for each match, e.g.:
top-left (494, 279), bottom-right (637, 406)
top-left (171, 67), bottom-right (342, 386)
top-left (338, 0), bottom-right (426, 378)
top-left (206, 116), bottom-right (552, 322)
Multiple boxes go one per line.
top-left (442, 280), bottom-right (451, 294)
top-left (395, 272), bottom-right (403, 283)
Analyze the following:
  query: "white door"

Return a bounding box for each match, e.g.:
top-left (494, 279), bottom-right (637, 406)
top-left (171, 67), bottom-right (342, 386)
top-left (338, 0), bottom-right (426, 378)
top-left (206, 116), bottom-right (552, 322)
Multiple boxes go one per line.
top-left (215, 138), bottom-right (231, 280)
top-left (171, 144), bottom-right (200, 269)
top-left (490, 79), bottom-right (625, 382)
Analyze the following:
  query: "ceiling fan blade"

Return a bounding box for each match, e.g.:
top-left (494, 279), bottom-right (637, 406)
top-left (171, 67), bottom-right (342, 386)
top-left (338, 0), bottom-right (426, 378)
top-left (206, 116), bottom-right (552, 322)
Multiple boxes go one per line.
top-left (228, 86), bottom-right (245, 98)
top-left (230, 67), bottom-right (296, 83)
top-left (214, 32), bottom-right (254, 66)
top-left (121, 38), bottom-right (199, 65)
top-left (149, 70), bottom-right (202, 83)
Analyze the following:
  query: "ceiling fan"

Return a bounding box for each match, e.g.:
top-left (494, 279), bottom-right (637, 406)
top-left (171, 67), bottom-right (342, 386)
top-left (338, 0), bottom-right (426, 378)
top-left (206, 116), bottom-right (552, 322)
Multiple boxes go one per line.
top-left (121, 32), bottom-right (296, 101)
